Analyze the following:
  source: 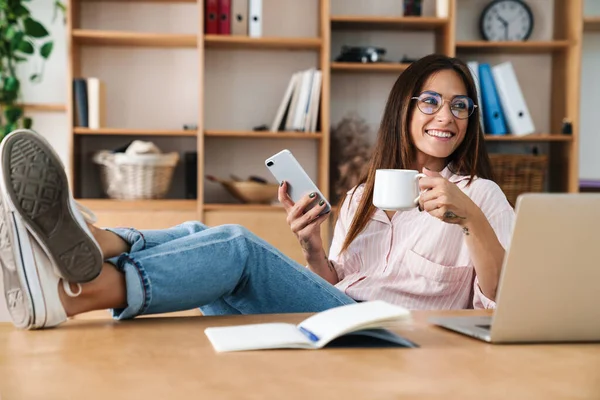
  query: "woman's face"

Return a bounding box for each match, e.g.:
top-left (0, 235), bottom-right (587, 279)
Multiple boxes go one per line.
top-left (409, 69), bottom-right (470, 168)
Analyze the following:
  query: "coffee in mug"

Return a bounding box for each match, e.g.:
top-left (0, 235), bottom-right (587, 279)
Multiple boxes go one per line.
top-left (373, 169), bottom-right (426, 211)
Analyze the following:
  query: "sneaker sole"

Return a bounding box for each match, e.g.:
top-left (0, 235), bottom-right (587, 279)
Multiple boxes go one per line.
top-left (1, 130), bottom-right (102, 283)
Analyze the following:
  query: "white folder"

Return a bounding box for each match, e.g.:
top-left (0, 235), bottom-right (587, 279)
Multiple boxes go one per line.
top-left (492, 62), bottom-right (535, 136)
top-left (249, 0), bottom-right (262, 37)
top-left (467, 61), bottom-right (485, 134)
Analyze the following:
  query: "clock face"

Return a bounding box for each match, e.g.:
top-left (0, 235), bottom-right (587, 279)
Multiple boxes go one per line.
top-left (480, 0), bottom-right (534, 41)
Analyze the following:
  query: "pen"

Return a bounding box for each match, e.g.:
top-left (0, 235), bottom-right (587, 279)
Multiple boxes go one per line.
top-left (299, 326), bottom-right (319, 342)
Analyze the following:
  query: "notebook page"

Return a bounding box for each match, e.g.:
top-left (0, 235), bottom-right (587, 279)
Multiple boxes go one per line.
top-left (205, 323), bottom-right (313, 352)
top-left (297, 301), bottom-right (411, 348)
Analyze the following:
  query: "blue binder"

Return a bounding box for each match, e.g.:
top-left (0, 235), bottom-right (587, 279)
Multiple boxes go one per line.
top-left (479, 63), bottom-right (507, 135)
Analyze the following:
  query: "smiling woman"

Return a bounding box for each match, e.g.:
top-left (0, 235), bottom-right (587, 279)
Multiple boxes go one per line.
top-left (1, 55), bottom-right (515, 331)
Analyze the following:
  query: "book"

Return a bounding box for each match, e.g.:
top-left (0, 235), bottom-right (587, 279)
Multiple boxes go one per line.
top-left (204, 300), bottom-right (417, 353)
top-left (86, 77), bottom-right (105, 130)
top-left (72, 78), bottom-right (88, 127)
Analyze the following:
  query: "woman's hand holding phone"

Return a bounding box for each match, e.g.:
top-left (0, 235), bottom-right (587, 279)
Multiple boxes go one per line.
top-left (278, 181), bottom-right (331, 256)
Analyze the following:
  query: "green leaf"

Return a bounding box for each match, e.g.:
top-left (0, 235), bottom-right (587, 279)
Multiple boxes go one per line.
top-left (23, 117), bottom-right (33, 129)
top-left (5, 26), bottom-right (16, 41)
top-left (30, 73), bottom-right (40, 82)
top-left (15, 5), bottom-right (30, 17)
top-left (24, 18), bottom-right (49, 38)
top-left (40, 41), bottom-right (53, 59)
top-left (10, 32), bottom-right (25, 51)
top-left (4, 107), bottom-right (23, 124)
top-left (3, 124), bottom-right (17, 137)
top-left (4, 76), bottom-right (19, 92)
top-left (13, 55), bottom-right (28, 62)
top-left (17, 40), bottom-right (34, 54)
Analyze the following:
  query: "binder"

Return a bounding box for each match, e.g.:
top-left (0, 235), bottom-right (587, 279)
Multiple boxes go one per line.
top-left (249, 0), bottom-right (262, 37)
top-left (492, 62), bottom-right (535, 136)
top-left (205, 0), bottom-right (218, 34)
top-left (478, 63), bottom-right (507, 135)
top-left (218, 0), bottom-right (231, 35)
top-left (231, 0), bottom-right (248, 36)
top-left (86, 77), bottom-right (105, 130)
top-left (467, 61), bottom-right (485, 134)
top-left (72, 78), bottom-right (88, 128)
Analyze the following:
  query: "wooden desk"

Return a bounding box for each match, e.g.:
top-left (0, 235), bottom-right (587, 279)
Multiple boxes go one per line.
top-left (0, 310), bottom-right (599, 399)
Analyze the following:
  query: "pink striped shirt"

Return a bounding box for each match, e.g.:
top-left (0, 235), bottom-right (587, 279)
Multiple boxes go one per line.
top-left (329, 166), bottom-right (515, 310)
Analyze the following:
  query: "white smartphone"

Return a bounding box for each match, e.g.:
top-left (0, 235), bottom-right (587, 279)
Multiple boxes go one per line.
top-left (265, 149), bottom-right (331, 215)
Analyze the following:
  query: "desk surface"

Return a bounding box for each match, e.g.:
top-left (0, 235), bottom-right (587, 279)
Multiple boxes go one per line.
top-left (1, 310), bottom-right (599, 400)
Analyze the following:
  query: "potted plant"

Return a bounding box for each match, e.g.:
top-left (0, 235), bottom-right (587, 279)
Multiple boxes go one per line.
top-left (0, 1), bottom-right (65, 139)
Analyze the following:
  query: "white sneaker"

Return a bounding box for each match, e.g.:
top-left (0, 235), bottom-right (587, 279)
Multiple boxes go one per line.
top-left (0, 193), bottom-right (79, 329)
top-left (0, 129), bottom-right (103, 283)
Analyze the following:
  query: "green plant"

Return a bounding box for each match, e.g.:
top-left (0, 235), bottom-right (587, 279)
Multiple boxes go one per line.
top-left (0, 0), bottom-right (65, 139)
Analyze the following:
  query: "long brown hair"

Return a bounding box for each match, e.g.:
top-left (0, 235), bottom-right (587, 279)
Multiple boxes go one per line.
top-left (337, 53), bottom-right (494, 254)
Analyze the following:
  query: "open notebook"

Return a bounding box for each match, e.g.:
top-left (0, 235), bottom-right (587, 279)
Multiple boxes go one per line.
top-left (204, 300), bottom-right (418, 352)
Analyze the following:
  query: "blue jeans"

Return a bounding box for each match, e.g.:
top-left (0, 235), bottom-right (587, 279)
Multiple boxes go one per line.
top-left (105, 222), bottom-right (355, 319)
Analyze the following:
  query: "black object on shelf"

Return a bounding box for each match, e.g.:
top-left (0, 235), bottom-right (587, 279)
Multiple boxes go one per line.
top-left (185, 152), bottom-right (198, 199)
top-left (335, 46), bottom-right (387, 63)
top-left (561, 118), bottom-right (572, 135)
top-left (403, 0), bottom-right (423, 16)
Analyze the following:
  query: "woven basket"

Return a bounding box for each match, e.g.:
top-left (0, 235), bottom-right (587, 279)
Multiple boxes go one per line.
top-left (489, 154), bottom-right (548, 205)
top-left (93, 151), bottom-right (179, 200)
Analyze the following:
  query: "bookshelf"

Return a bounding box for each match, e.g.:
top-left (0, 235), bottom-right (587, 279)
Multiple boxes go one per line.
top-left (65, 0), bottom-right (583, 264)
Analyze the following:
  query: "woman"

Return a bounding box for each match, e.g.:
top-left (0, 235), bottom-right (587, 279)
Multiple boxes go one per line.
top-left (0, 54), bottom-right (513, 330)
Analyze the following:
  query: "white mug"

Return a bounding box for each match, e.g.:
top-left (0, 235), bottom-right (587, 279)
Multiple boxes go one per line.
top-left (373, 169), bottom-right (426, 211)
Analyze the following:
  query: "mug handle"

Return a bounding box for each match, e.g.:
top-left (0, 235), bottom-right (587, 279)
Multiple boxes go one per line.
top-left (413, 173), bottom-right (427, 206)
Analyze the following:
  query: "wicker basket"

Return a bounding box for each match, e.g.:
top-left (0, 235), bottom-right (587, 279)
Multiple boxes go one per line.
top-left (489, 154), bottom-right (548, 205)
top-left (93, 151), bottom-right (179, 200)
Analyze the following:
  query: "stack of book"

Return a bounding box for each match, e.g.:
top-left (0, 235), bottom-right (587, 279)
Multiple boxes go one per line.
top-left (204, 0), bottom-right (262, 37)
top-left (72, 77), bottom-right (106, 129)
top-left (270, 69), bottom-right (322, 133)
top-left (467, 61), bottom-right (535, 136)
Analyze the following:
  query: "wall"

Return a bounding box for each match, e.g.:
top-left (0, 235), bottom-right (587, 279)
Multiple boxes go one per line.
top-left (581, 0), bottom-right (600, 181)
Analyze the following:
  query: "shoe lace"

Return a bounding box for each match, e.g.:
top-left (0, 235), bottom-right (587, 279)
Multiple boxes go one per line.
top-left (74, 201), bottom-right (97, 225)
top-left (62, 280), bottom-right (82, 297)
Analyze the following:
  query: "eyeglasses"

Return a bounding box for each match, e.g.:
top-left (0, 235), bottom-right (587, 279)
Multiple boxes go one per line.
top-left (411, 91), bottom-right (477, 120)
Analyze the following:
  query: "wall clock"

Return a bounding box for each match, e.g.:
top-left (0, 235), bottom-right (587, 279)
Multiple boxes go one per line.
top-left (480, 0), bottom-right (534, 41)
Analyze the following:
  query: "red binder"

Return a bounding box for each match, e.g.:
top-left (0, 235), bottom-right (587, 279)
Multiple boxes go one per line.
top-left (218, 0), bottom-right (231, 35)
top-left (205, 0), bottom-right (218, 34)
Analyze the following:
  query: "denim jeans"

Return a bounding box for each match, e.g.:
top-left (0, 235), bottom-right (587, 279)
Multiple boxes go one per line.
top-left (105, 222), bottom-right (355, 319)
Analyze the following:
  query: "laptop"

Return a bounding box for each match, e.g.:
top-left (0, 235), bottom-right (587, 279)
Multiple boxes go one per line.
top-left (430, 193), bottom-right (600, 343)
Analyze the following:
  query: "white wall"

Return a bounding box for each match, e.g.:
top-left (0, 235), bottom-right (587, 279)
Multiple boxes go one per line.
top-left (581, 0), bottom-right (600, 181)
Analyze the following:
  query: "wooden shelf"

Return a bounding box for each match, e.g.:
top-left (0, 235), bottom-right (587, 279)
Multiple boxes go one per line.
top-left (204, 204), bottom-right (284, 212)
top-left (72, 30), bottom-right (197, 48)
top-left (77, 199), bottom-right (197, 212)
top-left (74, 128), bottom-right (197, 136)
top-left (204, 35), bottom-right (322, 50)
top-left (204, 130), bottom-right (322, 139)
top-left (331, 16), bottom-right (447, 31)
top-left (584, 17), bottom-right (600, 31)
top-left (331, 62), bottom-right (410, 73)
top-left (484, 134), bottom-right (573, 142)
top-left (80, 0), bottom-right (195, 2)
top-left (18, 103), bottom-right (66, 112)
top-left (456, 40), bottom-right (570, 54)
